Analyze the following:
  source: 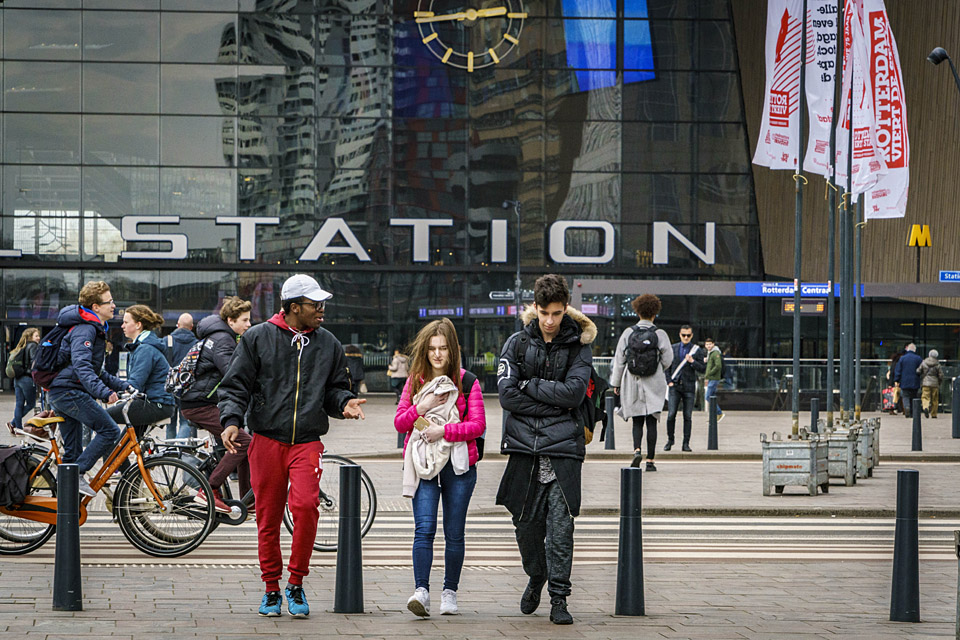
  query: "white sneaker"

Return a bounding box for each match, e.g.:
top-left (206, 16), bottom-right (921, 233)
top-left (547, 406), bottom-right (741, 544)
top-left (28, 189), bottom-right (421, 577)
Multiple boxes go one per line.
top-left (406, 587), bottom-right (430, 617)
top-left (78, 475), bottom-right (97, 498)
top-left (439, 589), bottom-right (458, 615)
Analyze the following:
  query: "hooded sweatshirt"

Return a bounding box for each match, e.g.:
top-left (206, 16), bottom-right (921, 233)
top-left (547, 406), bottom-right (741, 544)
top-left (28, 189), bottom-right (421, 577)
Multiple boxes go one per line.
top-left (48, 304), bottom-right (126, 400)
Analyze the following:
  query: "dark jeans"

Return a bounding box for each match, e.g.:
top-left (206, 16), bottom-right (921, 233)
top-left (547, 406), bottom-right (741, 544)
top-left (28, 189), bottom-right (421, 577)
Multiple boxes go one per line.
top-left (705, 380), bottom-right (722, 415)
top-left (48, 389), bottom-right (121, 475)
top-left (513, 479), bottom-right (574, 599)
top-left (390, 377), bottom-right (404, 402)
top-left (167, 400), bottom-right (197, 439)
top-left (632, 415), bottom-right (658, 460)
top-left (411, 462), bottom-right (477, 592)
top-left (902, 387), bottom-right (919, 417)
top-left (182, 403), bottom-right (251, 496)
top-left (13, 376), bottom-right (37, 430)
top-left (666, 386), bottom-right (696, 444)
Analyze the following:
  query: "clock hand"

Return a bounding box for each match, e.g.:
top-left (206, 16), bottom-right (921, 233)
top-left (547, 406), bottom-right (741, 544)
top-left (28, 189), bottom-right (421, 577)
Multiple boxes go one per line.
top-left (415, 6), bottom-right (507, 23)
top-left (475, 7), bottom-right (507, 18)
top-left (415, 11), bottom-right (468, 23)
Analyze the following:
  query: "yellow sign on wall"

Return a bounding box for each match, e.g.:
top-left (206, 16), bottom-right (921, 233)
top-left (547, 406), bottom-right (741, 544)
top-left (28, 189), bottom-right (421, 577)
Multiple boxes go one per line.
top-left (908, 224), bottom-right (931, 247)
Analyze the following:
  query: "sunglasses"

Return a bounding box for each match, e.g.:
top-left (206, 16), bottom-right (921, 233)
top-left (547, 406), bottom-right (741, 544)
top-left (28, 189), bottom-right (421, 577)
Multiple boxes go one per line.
top-left (679, 333), bottom-right (692, 338)
top-left (299, 300), bottom-right (326, 311)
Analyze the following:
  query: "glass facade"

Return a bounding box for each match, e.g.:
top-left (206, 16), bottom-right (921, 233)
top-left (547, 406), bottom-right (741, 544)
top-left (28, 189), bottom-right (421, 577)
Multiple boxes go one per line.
top-left (0, 0), bottom-right (766, 357)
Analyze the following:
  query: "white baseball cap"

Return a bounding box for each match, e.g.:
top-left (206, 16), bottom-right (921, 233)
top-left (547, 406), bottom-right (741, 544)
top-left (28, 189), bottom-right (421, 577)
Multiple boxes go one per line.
top-left (281, 274), bottom-right (332, 302)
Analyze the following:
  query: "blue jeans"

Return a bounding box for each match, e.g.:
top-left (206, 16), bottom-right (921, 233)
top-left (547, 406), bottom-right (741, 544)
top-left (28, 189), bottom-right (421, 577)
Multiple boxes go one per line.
top-left (705, 380), bottom-right (722, 415)
top-left (48, 389), bottom-right (121, 475)
top-left (13, 376), bottom-right (37, 429)
top-left (411, 462), bottom-right (477, 592)
top-left (666, 386), bottom-right (696, 444)
top-left (167, 401), bottom-right (197, 439)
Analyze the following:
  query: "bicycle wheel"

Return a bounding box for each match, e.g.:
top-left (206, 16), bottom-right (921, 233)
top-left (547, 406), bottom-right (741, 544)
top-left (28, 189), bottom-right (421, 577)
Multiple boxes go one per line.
top-left (0, 454), bottom-right (57, 555)
top-left (282, 454), bottom-right (377, 552)
top-left (114, 456), bottom-right (215, 557)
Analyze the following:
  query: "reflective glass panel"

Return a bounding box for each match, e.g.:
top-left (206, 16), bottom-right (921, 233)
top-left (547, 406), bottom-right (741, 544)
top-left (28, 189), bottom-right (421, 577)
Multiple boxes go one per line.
top-left (237, 116), bottom-right (315, 169)
top-left (160, 13), bottom-right (237, 64)
top-left (3, 62), bottom-right (80, 112)
top-left (237, 66), bottom-right (316, 117)
top-left (83, 116), bottom-right (160, 166)
top-left (4, 269), bottom-right (80, 320)
top-left (82, 11), bottom-right (159, 62)
top-left (160, 116), bottom-right (236, 166)
top-left (622, 122), bottom-right (692, 173)
top-left (316, 15), bottom-right (389, 67)
top-left (161, 168), bottom-right (237, 221)
top-left (83, 63), bottom-right (160, 114)
top-left (239, 13), bottom-right (315, 66)
top-left (161, 65), bottom-right (237, 115)
top-left (83, 270), bottom-right (158, 310)
top-left (4, 114), bottom-right (80, 165)
top-left (83, 166), bottom-right (160, 220)
top-left (4, 166), bottom-right (82, 259)
top-left (545, 121), bottom-right (621, 174)
top-left (3, 10), bottom-right (81, 60)
top-left (317, 66), bottom-right (392, 119)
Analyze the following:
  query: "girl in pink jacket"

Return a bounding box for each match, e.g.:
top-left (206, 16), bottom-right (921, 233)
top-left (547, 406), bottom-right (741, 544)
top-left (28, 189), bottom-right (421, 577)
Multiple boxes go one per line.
top-left (394, 318), bottom-right (485, 618)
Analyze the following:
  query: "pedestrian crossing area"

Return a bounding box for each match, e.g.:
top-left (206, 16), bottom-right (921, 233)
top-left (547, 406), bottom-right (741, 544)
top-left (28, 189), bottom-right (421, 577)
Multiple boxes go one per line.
top-left (5, 513), bottom-right (959, 566)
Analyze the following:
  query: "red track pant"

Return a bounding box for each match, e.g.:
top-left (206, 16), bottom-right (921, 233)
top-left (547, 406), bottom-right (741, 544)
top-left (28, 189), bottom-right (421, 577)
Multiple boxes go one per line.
top-left (248, 433), bottom-right (324, 592)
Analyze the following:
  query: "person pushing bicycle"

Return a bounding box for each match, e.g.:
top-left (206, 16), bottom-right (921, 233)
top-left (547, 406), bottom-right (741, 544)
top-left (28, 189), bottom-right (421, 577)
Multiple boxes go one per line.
top-left (217, 274), bottom-right (366, 619)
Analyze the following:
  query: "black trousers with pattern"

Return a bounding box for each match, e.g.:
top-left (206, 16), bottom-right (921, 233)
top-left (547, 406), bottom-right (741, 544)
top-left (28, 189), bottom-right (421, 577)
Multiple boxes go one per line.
top-left (512, 479), bottom-right (575, 598)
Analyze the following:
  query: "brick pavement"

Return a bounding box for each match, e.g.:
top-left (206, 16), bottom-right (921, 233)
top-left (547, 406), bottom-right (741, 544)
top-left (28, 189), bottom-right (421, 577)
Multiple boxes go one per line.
top-left (0, 560), bottom-right (954, 638)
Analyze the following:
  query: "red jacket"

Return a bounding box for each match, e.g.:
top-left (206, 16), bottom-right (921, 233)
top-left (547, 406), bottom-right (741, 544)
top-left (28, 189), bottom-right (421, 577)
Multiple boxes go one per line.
top-left (394, 368), bottom-right (486, 466)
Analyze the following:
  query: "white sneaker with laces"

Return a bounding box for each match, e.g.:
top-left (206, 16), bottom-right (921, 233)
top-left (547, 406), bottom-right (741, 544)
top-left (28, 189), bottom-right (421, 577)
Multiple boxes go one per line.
top-left (78, 475), bottom-right (97, 498)
top-left (406, 587), bottom-right (430, 617)
top-left (439, 589), bottom-right (458, 615)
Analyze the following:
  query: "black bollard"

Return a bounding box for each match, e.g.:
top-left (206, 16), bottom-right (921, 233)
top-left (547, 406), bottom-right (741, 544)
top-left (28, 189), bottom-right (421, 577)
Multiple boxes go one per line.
top-left (52, 463), bottom-right (82, 611)
top-left (334, 464), bottom-right (364, 613)
top-left (604, 395), bottom-right (616, 450)
top-left (952, 378), bottom-right (960, 439)
top-left (890, 469), bottom-right (920, 622)
top-left (810, 397), bottom-right (820, 433)
top-left (707, 395), bottom-right (718, 450)
top-left (912, 398), bottom-right (922, 452)
top-left (615, 467), bottom-right (644, 615)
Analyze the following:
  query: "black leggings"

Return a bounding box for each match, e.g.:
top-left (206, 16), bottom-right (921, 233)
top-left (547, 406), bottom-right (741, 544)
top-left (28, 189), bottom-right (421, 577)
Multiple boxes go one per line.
top-left (106, 399), bottom-right (174, 471)
top-left (632, 415), bottom-right (658, 460)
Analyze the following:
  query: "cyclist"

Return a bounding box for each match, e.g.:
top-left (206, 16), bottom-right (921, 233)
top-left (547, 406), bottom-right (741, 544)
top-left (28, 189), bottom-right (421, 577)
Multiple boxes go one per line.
top-left (394, 318), bottom-right (485, 617)
top-left (181, 296), bottom-right (253, 513)
top-left (106, 305), bottom-right (176, 470)
top-left (47, 281), bottom-right (130, 497)
top-left (218, 274), bottom-right (366, 619)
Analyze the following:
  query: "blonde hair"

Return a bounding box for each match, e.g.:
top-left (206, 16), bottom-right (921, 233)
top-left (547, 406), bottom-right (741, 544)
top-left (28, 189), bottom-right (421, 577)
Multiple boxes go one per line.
top-left (12, 327), bottom-right (40, 354)
top-left (406, 318), bottom-right (463, 397)
top-left (124, 304), bottom-right (164, 332)
top-left (79, 281), bottom-right (111, 308)
top-left (220, 296), bottom-right (252, 322)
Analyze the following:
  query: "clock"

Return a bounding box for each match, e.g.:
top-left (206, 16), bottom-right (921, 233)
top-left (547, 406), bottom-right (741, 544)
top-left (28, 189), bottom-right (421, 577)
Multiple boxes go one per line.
top-left (415, 1), bottom-right (527, 72)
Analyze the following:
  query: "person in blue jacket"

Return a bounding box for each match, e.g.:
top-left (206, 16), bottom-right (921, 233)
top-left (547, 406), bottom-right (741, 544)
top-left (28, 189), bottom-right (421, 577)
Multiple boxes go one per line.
top-left (107, 304), bottom-right (176, 450)
top-left (894, 343), bottom-right (924, 419)
top-left (47, 281), bottom-right (130, 497)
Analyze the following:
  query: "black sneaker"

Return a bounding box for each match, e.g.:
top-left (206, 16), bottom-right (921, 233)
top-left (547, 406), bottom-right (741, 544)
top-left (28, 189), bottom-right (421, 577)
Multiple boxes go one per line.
top-left (549, 597), bottom-right (573, 625)
top-left (645, 460), bottom-right (657, 472)
top-left (923, 408), bottom-right (930, 418)
top-left (520, 579), bottom-right (545, 615)
top-left (663, 439), bottom-right (674, 452)
top-left (630, 452), bottom-right (643, 468)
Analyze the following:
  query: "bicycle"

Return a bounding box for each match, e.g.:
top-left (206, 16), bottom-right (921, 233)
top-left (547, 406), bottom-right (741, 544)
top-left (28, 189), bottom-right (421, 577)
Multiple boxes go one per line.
top-left (162, 436), bottom-right (377, 551)
top-left (0, 391), bottom-right (217, 557)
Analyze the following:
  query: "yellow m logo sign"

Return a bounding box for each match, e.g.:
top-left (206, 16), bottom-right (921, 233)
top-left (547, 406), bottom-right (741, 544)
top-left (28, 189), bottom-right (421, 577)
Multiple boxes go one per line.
top-left (907, 224), bottom-right (931, 247)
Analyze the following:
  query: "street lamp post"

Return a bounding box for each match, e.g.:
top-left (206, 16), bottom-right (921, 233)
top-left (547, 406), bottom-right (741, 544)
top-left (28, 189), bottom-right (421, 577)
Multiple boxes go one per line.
top-left (928, 47), bottom-right (960, 98)
top-left (503, 200), bottom-right (522, 331)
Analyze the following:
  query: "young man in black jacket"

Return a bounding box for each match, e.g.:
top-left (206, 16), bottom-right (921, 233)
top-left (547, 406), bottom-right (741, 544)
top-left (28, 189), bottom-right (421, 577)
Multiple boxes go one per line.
top-left (496, 274), bottom-right (597, 625)
top-left (664, 324), bottom-right (706, 452)
top-left (218, 275), bottom-right (366, 619)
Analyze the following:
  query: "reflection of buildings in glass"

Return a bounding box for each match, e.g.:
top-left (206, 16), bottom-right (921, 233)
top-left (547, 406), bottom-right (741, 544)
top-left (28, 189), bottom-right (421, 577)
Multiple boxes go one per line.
top-left (217, 5), bottom-right (390, 263)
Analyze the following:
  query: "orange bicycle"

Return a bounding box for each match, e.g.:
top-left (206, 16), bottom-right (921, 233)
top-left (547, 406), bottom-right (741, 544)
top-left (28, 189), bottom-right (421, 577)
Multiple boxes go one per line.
top-left (0, 392), bottom-right (216, 557)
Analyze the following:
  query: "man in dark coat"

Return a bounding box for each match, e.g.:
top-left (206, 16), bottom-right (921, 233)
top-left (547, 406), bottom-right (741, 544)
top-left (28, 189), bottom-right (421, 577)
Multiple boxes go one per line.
top-left (894, 343), bottom-right (923, 418)
top-left (496, 274), bottom-right (596, 626)
top-left (664, 324), bottom-right (706, 452)
top-left (165, 313), bottom-right (197, 438)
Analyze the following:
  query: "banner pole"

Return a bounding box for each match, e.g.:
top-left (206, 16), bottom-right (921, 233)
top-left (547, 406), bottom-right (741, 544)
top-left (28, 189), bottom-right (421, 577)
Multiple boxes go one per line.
top-left (825, 0), bottom-right (844, 428)
top-left (791, 0), bottom-right (810, 438)
top-left (855, 199), bottom-right (863, 419)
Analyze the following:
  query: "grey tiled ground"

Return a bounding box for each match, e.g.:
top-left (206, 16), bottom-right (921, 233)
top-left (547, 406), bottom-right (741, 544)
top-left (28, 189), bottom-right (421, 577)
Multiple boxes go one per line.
top-left (0, 561), bottom-right (954, 638)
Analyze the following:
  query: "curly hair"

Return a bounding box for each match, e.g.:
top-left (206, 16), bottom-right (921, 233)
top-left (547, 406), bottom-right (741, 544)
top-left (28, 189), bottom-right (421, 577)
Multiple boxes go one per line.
top-left (124, 304), bottom-right (164, 332)
top-left (533, 274), bottom-right (569, 307)
top-left (219, 296), bottom-right (252, 322)
top-left (78, 281), bottom-right (111, 308)
top-left (631, 294), bottom-right (662, 319)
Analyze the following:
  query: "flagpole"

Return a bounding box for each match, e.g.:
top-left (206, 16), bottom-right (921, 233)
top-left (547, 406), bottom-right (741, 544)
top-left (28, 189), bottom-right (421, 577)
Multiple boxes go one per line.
top-left (792, 0), bottom-right (810, 438)
top-left (842, 0), bottom-right (855, 420)
top-left (825, 0), bottom-right (845, 430)
top-left (855, 199), bottom-right (863, 419)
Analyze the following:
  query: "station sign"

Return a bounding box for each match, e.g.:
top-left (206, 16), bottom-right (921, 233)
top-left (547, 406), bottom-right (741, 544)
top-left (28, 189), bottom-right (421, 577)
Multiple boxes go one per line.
top-left (939, 271), bottom-right (960, 283)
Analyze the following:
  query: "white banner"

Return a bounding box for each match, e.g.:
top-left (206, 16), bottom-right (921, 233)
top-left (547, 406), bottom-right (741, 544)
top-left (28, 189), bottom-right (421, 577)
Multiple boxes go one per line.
top-left (861, 0), bottom-right (909, 219)
top-left (753, 0), bottom-right (805, 170)
top-left (834, 0), bottom-right (888, 198)
top-left (803, 0), bottom-right (840, 177)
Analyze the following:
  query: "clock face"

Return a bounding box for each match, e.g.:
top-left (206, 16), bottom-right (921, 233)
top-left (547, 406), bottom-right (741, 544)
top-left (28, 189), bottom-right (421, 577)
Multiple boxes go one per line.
top-left (415, 1), bottom-right (527, 71)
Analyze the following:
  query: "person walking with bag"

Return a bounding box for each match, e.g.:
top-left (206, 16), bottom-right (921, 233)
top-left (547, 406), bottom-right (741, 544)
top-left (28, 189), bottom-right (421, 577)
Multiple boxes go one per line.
top-left (388, 349), bottom-right (409, 403)
top-left (6, 327), bottom-right (40, 434)
top-left (394, 318), bottom-right (485, 617)
top-left (917, 349), bottom-right (943, 418)
top-left (609, 295), bottom-right (672, 471)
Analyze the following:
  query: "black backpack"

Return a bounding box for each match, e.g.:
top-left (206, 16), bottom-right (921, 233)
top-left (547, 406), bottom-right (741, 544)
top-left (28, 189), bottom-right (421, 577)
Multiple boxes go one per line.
top-left (515, 334), bottom-right (609, 444)
top-left (31, 325), bottom-right (75, 389)
top-left (164, 338), bottom-right (209, 399)
top-left (625, 324), bottom-right (660, 377)
top-left (0, 445), bottom-right (31, 507)
top-left (460, 370), bottom-right (483, 460)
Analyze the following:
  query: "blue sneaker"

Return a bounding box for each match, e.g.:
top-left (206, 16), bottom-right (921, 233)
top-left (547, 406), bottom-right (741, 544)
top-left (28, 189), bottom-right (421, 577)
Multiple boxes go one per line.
top-left (258, 591), bottom-right (282, 617)
top-left (285, 584), bottom-right (310, 618)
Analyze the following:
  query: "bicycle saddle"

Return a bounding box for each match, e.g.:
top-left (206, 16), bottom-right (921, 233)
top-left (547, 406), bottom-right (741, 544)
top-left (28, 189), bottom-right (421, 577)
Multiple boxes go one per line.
top-left (26, 415), bottom-right (64, 428)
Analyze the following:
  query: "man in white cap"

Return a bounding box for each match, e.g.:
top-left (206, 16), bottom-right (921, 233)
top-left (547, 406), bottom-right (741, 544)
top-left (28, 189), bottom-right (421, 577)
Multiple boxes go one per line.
top-left (218, 274), bottom-right (366, 619)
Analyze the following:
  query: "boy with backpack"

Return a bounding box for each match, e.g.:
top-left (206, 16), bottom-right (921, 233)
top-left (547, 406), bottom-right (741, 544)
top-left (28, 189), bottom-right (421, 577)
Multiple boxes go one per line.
top-left (609, 294), bottom-right (673, 471)
top-left (496, 274), bottom-right (596, 626)
top-left (41, 281), bottom-right (130, 497)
